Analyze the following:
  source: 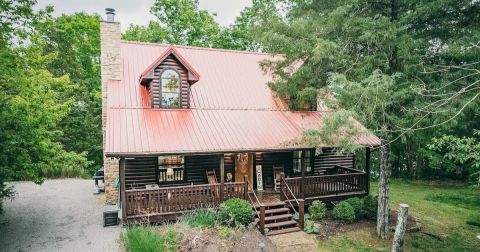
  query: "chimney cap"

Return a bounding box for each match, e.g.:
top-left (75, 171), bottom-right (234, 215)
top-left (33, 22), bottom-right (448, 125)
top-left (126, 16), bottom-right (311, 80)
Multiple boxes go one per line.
top-left (105, 8), bottom-right (116, 22)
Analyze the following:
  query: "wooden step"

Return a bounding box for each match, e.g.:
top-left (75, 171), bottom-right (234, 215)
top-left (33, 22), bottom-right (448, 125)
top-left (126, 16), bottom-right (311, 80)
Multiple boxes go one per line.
top-left (255, 213), bottom-right (293, 223)
top-left (265, 220), bottom-right (297, 229)
top-left (254, 201), bottom-right (285, 209)
top-left (264, 208), bottom-right (290, 215)
top-left (266, 227), bottom-right (302, 236)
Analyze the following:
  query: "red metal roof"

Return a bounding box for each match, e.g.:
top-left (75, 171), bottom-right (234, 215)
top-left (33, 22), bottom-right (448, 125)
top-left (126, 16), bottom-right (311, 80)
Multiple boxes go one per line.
top-left (105, 42), bottom-right (380, 156)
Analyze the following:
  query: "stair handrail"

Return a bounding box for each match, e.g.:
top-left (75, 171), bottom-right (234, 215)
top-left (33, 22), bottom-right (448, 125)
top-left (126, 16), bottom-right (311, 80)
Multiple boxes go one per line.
top-left (279, 173), bottom-right (299, 215)
top-left (244, 177), bottom-right (262, 217)
top-left (244, 178), bottom-right (268, 235)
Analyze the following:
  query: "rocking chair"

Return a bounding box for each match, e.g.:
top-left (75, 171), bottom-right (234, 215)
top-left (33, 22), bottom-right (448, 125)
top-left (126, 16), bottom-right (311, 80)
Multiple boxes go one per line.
top-left (273, 166), bottom-right (284, 191)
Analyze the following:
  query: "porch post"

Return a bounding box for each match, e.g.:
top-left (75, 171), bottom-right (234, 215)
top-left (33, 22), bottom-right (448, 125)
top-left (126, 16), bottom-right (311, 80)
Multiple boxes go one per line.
top-left (220, 154), bottom-right (225, 202)
top-left (243, 175), bottom-right (249, 200)
top-left (280, 172), bottom-right (286, 201)
top-left (365, 147), bottom-right (371, 195)
top-left (301, 150), bottom-right (306, 199)
top-left (298, 199), bottom-right (305, 230)
top-left (119, 157), bottom-right (126, 221)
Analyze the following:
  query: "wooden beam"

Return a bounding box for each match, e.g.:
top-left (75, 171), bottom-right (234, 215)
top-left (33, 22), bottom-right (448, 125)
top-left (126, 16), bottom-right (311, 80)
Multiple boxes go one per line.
top-left (365, 147), bottom-right (371, 194)
top-left (298, 199), bottom-right (305, 230)
top-left (243, 175), bottom-right (249, 200)
top-left (259, 205), bottom-right (266, 235)
top-left (279, 172), bottom-right (286, 201)
top-left (301, 151), bottom-right (306, 199)
top-left (220, 154), bottom-right (225, 202)
top-left (119, 157), bottom-right (126, 221)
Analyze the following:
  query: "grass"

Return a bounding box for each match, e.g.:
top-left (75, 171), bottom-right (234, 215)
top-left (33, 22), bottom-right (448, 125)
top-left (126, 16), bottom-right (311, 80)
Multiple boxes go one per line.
top-left (178, 208), bottom-right (217, 228)
top-left (123, 226), bottom-right (178, 252)
top-left (317, 180), bottom-right (480, 252)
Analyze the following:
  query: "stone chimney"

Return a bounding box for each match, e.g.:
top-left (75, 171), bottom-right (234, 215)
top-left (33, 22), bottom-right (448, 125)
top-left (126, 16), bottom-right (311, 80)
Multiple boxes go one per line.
top-left (100, 8), bottom-right (122, 204)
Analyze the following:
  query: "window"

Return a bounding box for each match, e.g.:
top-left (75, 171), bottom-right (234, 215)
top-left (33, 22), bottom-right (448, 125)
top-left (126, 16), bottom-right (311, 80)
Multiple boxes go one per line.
top-left (158, 155), bottom-right (184, 182)
top-left (293, 150), bottom-right (312, 173)
top-left (160, 69), bottom-right (181, 107)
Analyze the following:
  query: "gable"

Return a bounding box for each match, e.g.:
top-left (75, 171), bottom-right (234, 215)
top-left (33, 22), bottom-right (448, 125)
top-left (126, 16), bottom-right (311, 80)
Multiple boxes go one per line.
top-left (139, 46), bottom-right (200, 85)
top-left (148, 54), bottom-right (190, 108)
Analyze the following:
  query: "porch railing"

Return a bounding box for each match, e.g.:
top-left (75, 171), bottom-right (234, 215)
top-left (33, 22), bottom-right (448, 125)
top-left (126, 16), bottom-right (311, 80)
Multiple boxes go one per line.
top-left (124, 182), bottom-right (246, 217)
top-left (279, 172), bottom-right (305, 231)
top-left (283, 172), bottom-right (367, 199)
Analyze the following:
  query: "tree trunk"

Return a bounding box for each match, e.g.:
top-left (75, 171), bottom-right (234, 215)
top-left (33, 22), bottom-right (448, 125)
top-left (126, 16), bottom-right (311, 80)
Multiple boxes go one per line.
top-left (392, 204), bottom-right (409, 252)
top-left (377, 139), bottom-right (391, 239)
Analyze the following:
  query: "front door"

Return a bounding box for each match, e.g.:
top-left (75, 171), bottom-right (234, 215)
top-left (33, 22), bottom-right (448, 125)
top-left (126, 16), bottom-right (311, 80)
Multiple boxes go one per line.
top-left (235, 153), bottom-right (254, 187)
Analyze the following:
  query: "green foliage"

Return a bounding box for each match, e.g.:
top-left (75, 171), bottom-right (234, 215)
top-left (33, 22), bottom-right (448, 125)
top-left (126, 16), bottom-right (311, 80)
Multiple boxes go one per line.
top-left (293, 212), bottom-right (310, 222)
top-left (123, 0), bottom-right (267, 50)
top-left (303, 220), bottom-right (320, 234)
top-left (362, 195), bottom-right (378, 220)
top-left (218, 198), bottom-right (254, 227)
top-left (332, 201), bottom-right (356, 223)
top-left (252, 0), bottom-right (480, 181)
top-left (320, 180), bottom-right (480, 251)
top-left (344, 197), bottom-right (364, 220)
top-left (0, 2), bottom-right (92, 213)
top-left (123, 226), bottom-right (178, 252)
top-left (179, 208), bottom-right (216, 228)
top-left (302, 109), bottom-right (363, 153)
top-left (217, 226), bottom-right (234, 240)
top-left (308, 200), bottom-right (326, 221)
top-left (425, 131), bottom-right (480, 185)
top-left (35, 12), bottom-right (103, 175)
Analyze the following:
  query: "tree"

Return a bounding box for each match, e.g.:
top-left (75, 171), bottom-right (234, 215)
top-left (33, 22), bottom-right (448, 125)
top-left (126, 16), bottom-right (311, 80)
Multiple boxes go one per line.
top-left (35, 12), bottom-right (103, 174)
top-left (122, 0), bottom-right (269, 50)
top-left (0, 1), bottom-right (89, 213)
top-left (426, 131), bottom-right (480, 185)
top-left (123, 0), bottom-right (221, 47)
top-left (251, 0), bottom-right (480, 179)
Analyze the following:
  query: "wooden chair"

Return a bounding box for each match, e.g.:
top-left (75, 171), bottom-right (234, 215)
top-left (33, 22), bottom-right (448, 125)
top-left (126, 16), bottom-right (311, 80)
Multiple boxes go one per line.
top-left (206, 170), bottom-right (220, 198)
top-left (273, 166), bottom-right (284, 191)
top-left (206, 170), bottom-right (217, 184)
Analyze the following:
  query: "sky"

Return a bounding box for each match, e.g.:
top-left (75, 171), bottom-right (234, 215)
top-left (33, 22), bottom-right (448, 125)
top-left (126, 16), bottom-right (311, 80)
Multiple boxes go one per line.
top-left (35, 0), bottom-right (252, 32)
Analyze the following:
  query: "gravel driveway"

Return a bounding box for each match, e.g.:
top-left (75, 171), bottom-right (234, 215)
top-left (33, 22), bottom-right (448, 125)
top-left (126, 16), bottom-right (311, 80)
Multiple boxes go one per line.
top-left (0, 179), bottom-right (121, 252)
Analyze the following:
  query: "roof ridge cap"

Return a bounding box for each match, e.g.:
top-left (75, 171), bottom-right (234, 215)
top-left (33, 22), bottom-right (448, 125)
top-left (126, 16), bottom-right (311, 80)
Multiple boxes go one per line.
top-left (121, 40), bottom-right (277, 56)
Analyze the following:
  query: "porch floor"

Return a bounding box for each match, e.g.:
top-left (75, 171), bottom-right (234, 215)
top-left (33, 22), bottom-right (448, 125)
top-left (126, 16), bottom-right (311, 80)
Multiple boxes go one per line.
top-left (251, 190), bottom-right (282, 206)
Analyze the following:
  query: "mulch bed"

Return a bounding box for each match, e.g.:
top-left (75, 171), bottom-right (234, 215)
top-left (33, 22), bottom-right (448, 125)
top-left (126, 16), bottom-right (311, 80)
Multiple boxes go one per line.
top-left (176, 225), bottom-right (275, 252)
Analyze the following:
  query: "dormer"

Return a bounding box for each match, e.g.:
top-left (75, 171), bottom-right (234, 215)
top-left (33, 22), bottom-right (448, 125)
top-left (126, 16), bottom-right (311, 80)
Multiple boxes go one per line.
top-left (140, 46), bottom-right (200, 108)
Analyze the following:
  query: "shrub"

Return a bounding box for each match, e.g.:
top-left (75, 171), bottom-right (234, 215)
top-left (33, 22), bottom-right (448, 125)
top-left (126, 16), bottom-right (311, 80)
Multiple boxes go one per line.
top-left (123, 226), bottom-right (178, 252)
top-left (309, 200), bottom-right (327, 221)
top-left (345, 197), bottom-right (364, 219)
top-left (293, 212), bottom-right (310, 222)
top-left (217, 226), bottom-right (234, 240)
top-left (179, 208), bottom-right (216, 228)
top-left (332, 201), bottom-right (356, 223)
top-left (362, 195), bottom-right (378, 220)
top-left (304, 220), bottom-right (320, 234)
top-left (218, 198), bottom-right (254, 227)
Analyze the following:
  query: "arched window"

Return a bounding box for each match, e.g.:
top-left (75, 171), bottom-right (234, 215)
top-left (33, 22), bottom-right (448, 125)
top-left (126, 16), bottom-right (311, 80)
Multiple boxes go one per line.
top-left (160, 69), bottom-right (181, 107)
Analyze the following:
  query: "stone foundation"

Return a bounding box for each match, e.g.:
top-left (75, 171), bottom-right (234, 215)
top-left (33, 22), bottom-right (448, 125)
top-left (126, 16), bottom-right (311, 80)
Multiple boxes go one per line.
top-left (104, 157), bottom-right (119, 204)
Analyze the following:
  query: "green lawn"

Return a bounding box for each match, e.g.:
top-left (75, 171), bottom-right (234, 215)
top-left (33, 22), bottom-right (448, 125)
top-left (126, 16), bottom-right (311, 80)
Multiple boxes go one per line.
top-left (317, 180), bottom-right (480, 252)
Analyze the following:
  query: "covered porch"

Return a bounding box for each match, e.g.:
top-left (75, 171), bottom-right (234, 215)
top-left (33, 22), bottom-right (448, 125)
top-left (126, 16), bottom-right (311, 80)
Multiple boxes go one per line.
top-left (118, 147), bottom-right (372, 223)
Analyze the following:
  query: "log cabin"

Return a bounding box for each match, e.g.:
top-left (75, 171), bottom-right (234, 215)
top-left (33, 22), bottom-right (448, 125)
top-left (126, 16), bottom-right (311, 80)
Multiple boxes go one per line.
top-left (100, 10), bottom-right (380, 235)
